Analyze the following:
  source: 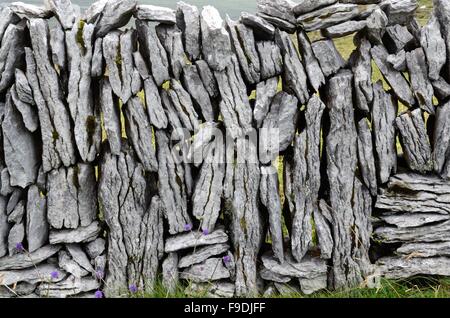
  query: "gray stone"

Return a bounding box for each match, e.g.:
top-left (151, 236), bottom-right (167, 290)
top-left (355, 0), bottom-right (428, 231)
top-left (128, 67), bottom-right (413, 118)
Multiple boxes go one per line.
top-left (8, 200), bottom-right (24, 223)
top-left (192, 141), bottom-right (225, 232)
top-left (58, 250), bottom-right (89, 278)
top-left (0, 245), bottom-right (61, 270)
top-left (49, 221), bottom-right (101, 244)
top-left (100, 78), bottom-right (121, 156)
top-left (240, 11), bottom-right (275, 38)
top-left (293, 0), bottom-right (337, 15)
top-left (371, 45), bottom-right (415, 106)
top-left (201, 6), bottom-right (233, 71)
top-left (9, 2), bottom-right (53, 18)
top-left (66, 244), bottom-right (94, 273)
top-left (0, 197), bottom-right (8, 258)
top-left (379, 213), bottom-right (450, 228)
top-left (136, 20), bottom-right (170, 86)
top-left (156, 25), bottom-right (186, 80)
top-left (195, 60), bottom-right (219, 98)
top-left (85, 238), bottom-right (105, 259)
top-left (176, 1), bottom-right (200, 61)
top-left (156, 131), bottom-right (191, 235)
top-left (420, 14), bottom-right (446, 81)
top-left (382, 0), bottom-right (418, 25)
top-left (434, 0), bottom-right (450, 83)
top-left (49, 20), bottom-right (66, 71)
top-left (166, 79), bottom-right (200, 132)
top-left (28, 20), bottom-right (76, 172)
top-left (396, 242), bottom-right (450, 258)
top-left (297, 30), bottom-right (325, 92)
top-left (181, 65), bottom-right (215, 122)
top-left (384, 24), bottom-right (415, 52)
top-left (135, 4), bottom-right (176, 24)
top-left (395, 109), bottom-right (433, 173)
top-left (36, 275), bottom-right (100, 298)
top-left (67, 21), bottom-right (101, 162)
top-left (45, 0), bottom-right (76, 30)
top-left (298, 273), bottom-right (328, 295)
top-left (2, 95), bottom-right (39, 188)
top-left (0, 263), bottom-right (63, 286)
top-left (10, 85), bottom-right (39, 132)
top-left (0, 282), bottom-right (36, 297)
top-left (406, 48), bottom-right (435, 114)
top-left (0, 168), bottom-right (13, 196)
top-left (180, 257), bottom-right (230, 283)
top-left (91, 38), bottom-right (103, 77)
top-left (434, 100), bottom-right (450, 178)
top-left (6, 189), bottom-right (22, 215)
top-left (257, 0), bottom-right (296, 24)
top-left (47, 164), bottom-right (97, 229)
top-left (94, 0), bottom-right (136, 38)
top-left (186, 281), bottom-right (235, 298)
top-left (372, 82), bottom-right (397, 184)
top-left (124, 96), bottom-right (158, 172)
top-left (315, 201), bottom-right (333, 259)
top-left (365, 7), bottom-right (388, 44)
top-left (262, 252), bottom-right (327, 279)
top-left (322, 20), bottom-right (367, 38)
top-left (0, 7), bottom-right (19, 44)
top-left (7, 221), bottom-right (24, 256)
top-left (82, 0), bottom-right (107, 23)
top-left (133, 51), bottom-right (150, 80)
top-left (253, 77), bottom-right (278, 128)
top-left (311, 39), bottom-right (345, 78)
top-left (260, 166), bottom-right (284, 263)
top-left (260, 91), bottom-right (299, 164)
top-left (0, 22), bottom-right (25, 93)
top-left (260, 267), bottom-right (291, 283)
top-left (377, 256), bottom-right (450, 279)
top-left (275, 30), bottom-right (309, 104)
top-left (14, 69), bottom-right (34, 105)
top-left (215, 56), bottom-right (253, 139)
top-left (349, 37), bottom-right (373, 112)
top-left (432, 77), bottom-right (450, 100)
top-left (162, 253), bottom-right (179, 294)
top-left (165, 229), bottom-right (228, 253)
top-left (257, 41), bottom-right (283, 80)
top-left (357, 119), bottom-right (378, 196)
top-left (26, 185), bottom-right (47, 252)
top-left (297, 3), bottom-right (377, 32)
top-left (386, 50), bottom-right (406, 72)
top-left (178, 243), bottom-right (229, 269)
top-left (375, 173), bottom-right (450, 214)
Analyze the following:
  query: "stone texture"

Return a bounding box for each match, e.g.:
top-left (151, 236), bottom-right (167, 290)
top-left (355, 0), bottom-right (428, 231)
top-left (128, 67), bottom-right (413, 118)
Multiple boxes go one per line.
top-left (372, 82), bottom-right (398, 184)
top-left (293, 0), bottom-right (338, 15)
top-left (322, 20), bottom-right (367, 38)
top-left (180, 257), bottom-right (230, 282)
top-left (0, 22), bottom-right (26, 93)
top-left (311, 39), bottom-right (345, 78)
top-left (434, 0), bottom-right (450, 83)
top-left (94, 0), bottom-right (137, 38)
top-left (165, 228), bottom-right (228, 253)
top-left (253, 77), bottom-right (278, 128)
top-left (49, 221), bottom-right (101, 244)
top-left (0, 245), bottom-right (61, 270)
top-left (377, 256), bottom-right (450, 279)
top-left (36, 275), bottom-right (100, 298)
top-left (420, 14), bottom-right (445, 81)
top-left (10, 84), bottom-right (38, 132)
top-left (395, 109), bottom-right (433, 173)
top-left (156, 25), bottom-right (186, 80)
top-left (240, 12), bottom-right (275, 38)
top-left (178, 243), bottom-right (229, 268)
top-left (162, 252), bottom-right (179, 293)
top-left (100, 78), bottom-right (121, 156)
top-left (357, 119), bottom-right (378, 196)
top-left (176, 1), bottom-right (201, 61)
top-left (134, 4), bottom-right (176, 24)
top-left (45, 0), bottom-right (76, 30)
top-left (256, 41), bottom-right (283, 80)
top-left (396, 242), bottom-right (450, 258)
top-left (256, 0), bottom-right (297, 33)
top-left (297, 30), bottom-right (325, 92)
top-left (26, 185), bottom-right (47, 252)
top-left (349, 37), bottom-right (373, 112)
top-left (433, 100), bottom-right (450, 178)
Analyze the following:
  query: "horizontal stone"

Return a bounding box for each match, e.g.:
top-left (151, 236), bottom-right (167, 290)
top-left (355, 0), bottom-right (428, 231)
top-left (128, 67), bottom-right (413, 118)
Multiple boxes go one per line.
top-left (375, 173), bottom-right (450, 214)
top-left (298, 273), bottom-right (327, 295)
top-left (396, 241), bottom-right (450, 258)
top-left (261, 252), bottom-right (327, 279)
top-left (134, 4), bottom-right (176, 24)
top-left (257, 0), bottom-right (297, 25)
top-left (257, 12), bottom-right (296, 33)
top-left (0, 7), bottom-right (20, 44)
top-left (0, 281), bottom-right (36, 297)
top-left (0, 263), bottom-right (66, 286)
top-left (374, 220), bottom-right (450, 243)
top-left (94, 0), bottom-right (137, 38)
top-left (186, 281), bottom-right (235, 298)
top-left (66, 244), bottom-right (94, 273)
top-left (293, 0), bottom-right (337, 15)
top-left (178, 243), bottom-right (229, 268)
top-left (379, 213), bottom-right (450, 228)
top-left (9, 2), bottom-right (53, 18)
top-left (36, 275), bottom-right (100, 298)
top-left (240, 12), bottom-right (275, 38)
top-left (0, 245), bottom-right (61, 271)
top-left (322, 20), bottom-right (367, 38)
top-left (180, 257), bottom-right (230, 282)
top-left (165, 229), bottom-right (228, 253)
top-left (377, 256), bottom-right (450, 279)
top-left (260, 267), bottom-right (291, 283)
top-left (49, 221), bottom-right (101, 244)
top-left (297, 3), bottom-right (377, 32)
top-left (382, 0), bottom-right (418, 25)
top-left (45, 0), bottom-right (76, 30)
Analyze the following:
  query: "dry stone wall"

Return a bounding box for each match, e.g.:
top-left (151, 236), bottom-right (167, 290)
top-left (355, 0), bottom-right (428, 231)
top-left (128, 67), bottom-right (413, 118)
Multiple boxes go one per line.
top-left (0, 0), bottom-right (449, 298)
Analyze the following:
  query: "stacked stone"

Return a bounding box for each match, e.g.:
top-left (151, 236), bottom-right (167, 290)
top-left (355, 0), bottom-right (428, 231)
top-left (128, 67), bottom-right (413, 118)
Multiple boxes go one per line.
top-left (0, 0), bottom-right (449, 298)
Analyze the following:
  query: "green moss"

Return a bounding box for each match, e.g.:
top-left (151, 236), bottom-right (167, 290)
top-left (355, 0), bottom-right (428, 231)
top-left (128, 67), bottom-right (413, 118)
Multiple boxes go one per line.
top-left (76, 20), bottom-right (87, 55)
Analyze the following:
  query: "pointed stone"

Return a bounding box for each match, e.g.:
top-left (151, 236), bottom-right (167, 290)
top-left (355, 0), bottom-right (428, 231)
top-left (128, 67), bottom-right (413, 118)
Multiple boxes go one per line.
top-left (434, 0), bottom-right (450, 83)
top-left (91, 38), bottom-right (103, 77)
top-left (260, 166), bottom-right (284, 263)
top-left (201, 6), bottom-right (233, 71)
top-left (253, 77), bottom-right (278, 128)
top-left (45, 0), bottom-right (76, 30)
top-left (240, 12), bottom-right (275, 38)
top-left (357, 119), bottom-right (378, 196)
top-left (372, 82), bottom-right (397, 184)
top-left (49, 20), bottom-right (66, 72)
top-left (58, 250), bottom-right (89, 278)
top-left (136, 20), bottom-right (170, 86)
top-left (8, 221), bottom-right (24, 256)
top-left (311, 39), bottom-right (345, 78)
top-left (0, 7), bottom-right (19, 44)
top-left (176, 1), bottom-right (201, 61)
top-left (14, 69), bottom-right (34, 105)
top-left (434, 101), bottom-right (450, 178)
top-left (156, 25), bottom-right (186, 80)
top-left (420, 14), bottom-right (445, 81)
top-left (195, 60), bottom-right (219, 98)
top-left (384, 25), bottom-right (415, 53)
top-left (256, 40), bottom-right (283, 80)
top-left (365, 7), bottom-right (388, 44)
top-left (349, 37), bottom-right (373, 112)
top-left (143, 77), bottom-right (168, 129)
top-left (396, 109), bottom-right (433, 173)
top-left (94, 0), bottom-right (136, 38)
top-left (26, 185), bottom-right (47, 252)
top-left (10, 85), bottom-right (38, 132)
top-left (100, 78), bottom-right (121, 155)
top-left (297, 30), bottom-right (325, 92)
top-left (0, 22), bottom-right (25, 93)
top-left (432, 77), bottom-right (450, 100)
top-left (371, 44), bottom-right (415, 106)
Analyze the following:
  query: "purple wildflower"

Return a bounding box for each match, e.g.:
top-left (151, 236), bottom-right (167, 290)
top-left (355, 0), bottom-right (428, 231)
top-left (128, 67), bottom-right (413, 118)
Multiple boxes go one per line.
top-left (50, 271), bottom-right (59, 279)
top-left (223, 255), bottom-right (231, 264)
top-left (184, 223), bottom-right (193, 231)
top-left (202, 228), bottom-right (209, 236)
top-left (94, 290), bottom-right (104, 298)
top-left (95, 269), bottom-right (104, 280)
top-left (129, 284), bottom-right (138, 293)
top-left (15, 242), bottom-right (24, 252)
